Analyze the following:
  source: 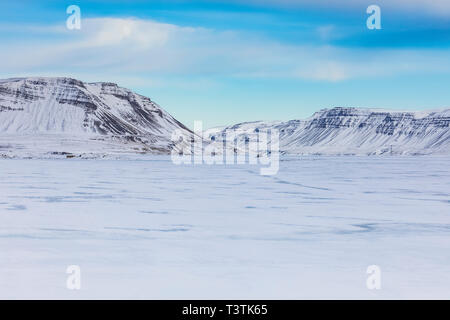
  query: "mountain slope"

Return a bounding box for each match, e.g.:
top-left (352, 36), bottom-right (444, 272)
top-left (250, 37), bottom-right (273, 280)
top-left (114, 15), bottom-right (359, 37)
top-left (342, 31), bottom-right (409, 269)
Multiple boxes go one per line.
top-left (1, 78), bottom-right (449, 158)
top-left (0, 77), bottom-right (193, 158)
top-left (205, 107), bottom-right (450, 155)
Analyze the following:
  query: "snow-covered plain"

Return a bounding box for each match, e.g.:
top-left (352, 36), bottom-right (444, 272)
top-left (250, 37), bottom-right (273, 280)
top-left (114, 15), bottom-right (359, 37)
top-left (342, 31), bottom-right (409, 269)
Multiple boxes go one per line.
top-left (0, 156), bottom-right (449, 299)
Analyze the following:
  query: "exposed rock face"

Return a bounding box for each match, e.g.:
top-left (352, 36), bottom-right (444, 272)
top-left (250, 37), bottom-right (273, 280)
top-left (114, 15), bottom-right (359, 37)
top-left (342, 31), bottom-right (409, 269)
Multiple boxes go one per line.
top-left (0, 77), bottom-right (449, 158)
top-left (205, 107), bottom-right (450, 155)
top-left (0, 77), bottom-right (193, 157)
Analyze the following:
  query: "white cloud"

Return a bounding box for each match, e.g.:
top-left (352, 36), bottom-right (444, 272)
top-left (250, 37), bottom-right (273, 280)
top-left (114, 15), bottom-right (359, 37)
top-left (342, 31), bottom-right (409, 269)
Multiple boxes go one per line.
top-left (80, 18), bottom-right (178, 48)
top-left (0, 17), bottom-right (449, 83)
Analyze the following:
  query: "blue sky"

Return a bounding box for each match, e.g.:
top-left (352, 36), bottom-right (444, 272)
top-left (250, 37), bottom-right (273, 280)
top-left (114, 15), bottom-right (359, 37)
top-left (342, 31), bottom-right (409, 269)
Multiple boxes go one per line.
top-left (0, 0), bottom-right (449, 128)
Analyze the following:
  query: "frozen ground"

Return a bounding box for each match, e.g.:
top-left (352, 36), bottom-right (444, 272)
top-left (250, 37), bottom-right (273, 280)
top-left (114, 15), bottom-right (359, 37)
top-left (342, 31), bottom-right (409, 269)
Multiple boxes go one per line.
top-left (0, 156), bottom-right (449, 299)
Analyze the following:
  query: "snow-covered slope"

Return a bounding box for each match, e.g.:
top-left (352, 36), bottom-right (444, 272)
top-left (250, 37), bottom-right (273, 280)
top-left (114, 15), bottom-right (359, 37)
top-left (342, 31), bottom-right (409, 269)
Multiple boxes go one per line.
top-left (205, 107), bottom-right (450, 155)
top-left (0, 77), bottom-right (193, 158)
top-left (1, 77), bottom-right (449, 158)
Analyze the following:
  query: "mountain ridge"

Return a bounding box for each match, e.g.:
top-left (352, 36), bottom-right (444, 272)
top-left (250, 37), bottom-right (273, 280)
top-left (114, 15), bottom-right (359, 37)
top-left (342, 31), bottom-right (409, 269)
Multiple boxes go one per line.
top-left (205, 107), bottom-right (450, 155)
top-left (0, 77), bottom-right (449, 158)
top-left (0, 77), bottom-right (193, 158)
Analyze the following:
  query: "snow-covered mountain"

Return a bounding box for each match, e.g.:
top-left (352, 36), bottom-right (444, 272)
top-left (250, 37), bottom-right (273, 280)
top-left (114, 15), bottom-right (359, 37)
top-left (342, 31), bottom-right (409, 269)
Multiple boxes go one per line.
top-left (205, 107), bottom-right (450, 155)
top-left (0, 77), bottom-right (193, 158)
top-left (1, 77), bottom-right (449, 158)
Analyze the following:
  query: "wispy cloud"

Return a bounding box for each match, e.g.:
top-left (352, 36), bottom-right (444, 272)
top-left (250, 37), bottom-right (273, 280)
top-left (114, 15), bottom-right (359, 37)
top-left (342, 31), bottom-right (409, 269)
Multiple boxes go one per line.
top-left (0, 17), bottom-right (449, 82)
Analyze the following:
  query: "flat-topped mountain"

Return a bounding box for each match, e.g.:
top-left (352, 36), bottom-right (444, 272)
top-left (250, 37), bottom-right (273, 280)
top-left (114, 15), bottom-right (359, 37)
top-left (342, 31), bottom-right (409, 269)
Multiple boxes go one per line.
top-left (0, 77), bottom-right (449, 158)
top-left (205, 107), bottom-right (450, 155)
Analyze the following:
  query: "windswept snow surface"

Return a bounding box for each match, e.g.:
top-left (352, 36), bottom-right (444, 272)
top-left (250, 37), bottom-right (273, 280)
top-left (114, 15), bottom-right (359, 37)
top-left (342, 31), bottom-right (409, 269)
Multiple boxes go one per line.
top-left (1, 156), bottom-right (449, 299)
